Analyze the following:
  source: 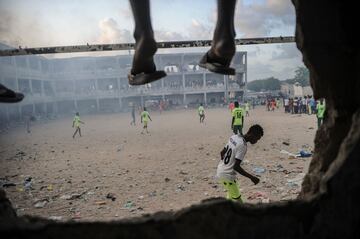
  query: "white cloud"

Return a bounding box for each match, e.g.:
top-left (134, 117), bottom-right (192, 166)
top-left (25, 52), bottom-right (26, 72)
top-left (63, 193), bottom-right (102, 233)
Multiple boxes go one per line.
top-left (271, 43), bottom-right (302, 60)
top-left (235, 0), bottom-right (295, 37)
top-left (97, 18), bottom-right (133, 44)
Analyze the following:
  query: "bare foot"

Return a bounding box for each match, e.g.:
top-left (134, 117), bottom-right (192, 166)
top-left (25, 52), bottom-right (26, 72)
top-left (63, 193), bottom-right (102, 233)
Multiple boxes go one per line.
top-left (131, 36), bottom-right (157, 75)
top-left (207, 39), bottom-right (235, 67)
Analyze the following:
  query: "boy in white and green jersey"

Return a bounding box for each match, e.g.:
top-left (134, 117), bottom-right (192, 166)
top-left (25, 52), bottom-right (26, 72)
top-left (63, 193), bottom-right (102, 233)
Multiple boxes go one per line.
top-left (216, 124), bottom-right (264, 202)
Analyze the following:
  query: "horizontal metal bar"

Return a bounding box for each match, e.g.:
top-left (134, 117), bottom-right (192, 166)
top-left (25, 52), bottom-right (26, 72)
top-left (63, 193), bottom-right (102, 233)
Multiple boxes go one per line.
top-left (0, 36), bottom-right (294, 57)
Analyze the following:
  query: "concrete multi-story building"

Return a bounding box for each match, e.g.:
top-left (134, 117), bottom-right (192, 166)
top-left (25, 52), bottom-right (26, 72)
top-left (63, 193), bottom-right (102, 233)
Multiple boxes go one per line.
top-left (0, 51), bottom-right (247, 125)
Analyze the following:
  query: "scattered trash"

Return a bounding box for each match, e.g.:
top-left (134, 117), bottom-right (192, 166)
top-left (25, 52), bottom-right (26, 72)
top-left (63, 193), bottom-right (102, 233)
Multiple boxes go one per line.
top-left (34, 199), bottom-right (49, 208)
top-left (49, 216), bottom-right (63, 221)
top-left (47, 184), bottom-right (53, 191)
top-left (60, 193), bottom-right (83, 200)
top-left (106, 193), bottom-right (116, 201)
top-left (0, 179), bottom-right (16, 188)
top-left (198, 147), bottom-right (204, 150)
top-left (299, 150), bottom-right (312, 158)
top-left (72, 212), bottom-right (81, 219)
top-left (253, 167), bottom-right (266, 174)
top-left (179, 170), bottom-right (188, 175)
top-left (95, 201), bottom-right (107, 205)
top-left (176, 185), bottom-right (185, 191)
top-left (282, 142), bottom-right (290, 146)
top-left (287, 173), bottom-right (306, 187)
top-left (138, 195), bottom-right (144, 200)
top-left (23, 177), bottom-right (32, 191)
top-left (261, 198), bottom-right (270, 203)
top-left (124, 201), bottom-right (134, 209)
top-left (280, 150), bottom-right (298, 158)
top-left (148, 191), bottom-right (157, 197)
top-left (186, 180), bottom-right (194, 184)
top-left (164, 177), bottom-right (170, 182)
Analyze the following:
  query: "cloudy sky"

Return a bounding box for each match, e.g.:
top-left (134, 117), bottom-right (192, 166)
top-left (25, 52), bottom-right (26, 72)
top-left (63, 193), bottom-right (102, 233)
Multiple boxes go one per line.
top-left (0, 0), bottom-right (304, 81)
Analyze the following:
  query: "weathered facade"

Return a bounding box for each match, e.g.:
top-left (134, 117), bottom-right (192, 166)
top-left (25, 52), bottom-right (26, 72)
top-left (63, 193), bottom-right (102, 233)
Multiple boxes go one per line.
top-left (0, 52), bottom-right (246, 125)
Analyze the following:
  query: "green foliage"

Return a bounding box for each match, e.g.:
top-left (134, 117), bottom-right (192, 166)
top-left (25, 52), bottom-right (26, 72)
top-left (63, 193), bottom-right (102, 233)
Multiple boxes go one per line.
top-left (247, 77), bottom-right (281, 92)
top-left (284, 66), bottom-right (310, 86)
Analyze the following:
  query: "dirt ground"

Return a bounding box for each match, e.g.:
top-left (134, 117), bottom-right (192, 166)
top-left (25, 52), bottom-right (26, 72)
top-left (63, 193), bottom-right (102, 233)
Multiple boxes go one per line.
top-left (0, 106), bottom-right (317, 221)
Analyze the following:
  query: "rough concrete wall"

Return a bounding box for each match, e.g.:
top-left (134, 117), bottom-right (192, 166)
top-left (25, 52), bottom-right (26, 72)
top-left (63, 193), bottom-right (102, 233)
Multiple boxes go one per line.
top-left (1, 0), bottom-right (359, 238)
top-left (293, 0), bottom-right (359, 199)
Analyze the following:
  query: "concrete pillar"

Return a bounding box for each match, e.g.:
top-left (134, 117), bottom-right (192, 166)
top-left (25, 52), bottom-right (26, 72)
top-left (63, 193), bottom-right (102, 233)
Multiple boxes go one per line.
top-left (183, 94), bottom-right (187, 105)
top-left (45, 102), bottom-right (48, 116)
top-left (95, 78), bottom-right (99, 91)
top-left (116, 77), bottom-right (120, 91)
top-left (41, 81), bottom-right (45, 96)
top-left (203, 73), bottom-right (206, 88)
top-left (225, 75), bottom-right (229, 103)
top-left (54, 102), bottom-right (58, 115)
top-left (18, 105), bottom-right (22, 121)
top-left (204, 93), bottom-right (207, 105)
top-left (5, 105), bottom-right (10, 122)
top-left (244, 52), bottom-right (248, 99)
top-left (13, 57), bottom-right (19, 91)
top-left (119, 97), bottom-right (122, 111)
top-left (182, 73), bottom-right (185, 89)
top-left (141, 92), bottom-right (144, 108)
top-left (96, 98), bottom-right (100, 112)
top-left (74, 99), bottom-right (78, 111)
top-left (29, 79), bottom-right (33, 94)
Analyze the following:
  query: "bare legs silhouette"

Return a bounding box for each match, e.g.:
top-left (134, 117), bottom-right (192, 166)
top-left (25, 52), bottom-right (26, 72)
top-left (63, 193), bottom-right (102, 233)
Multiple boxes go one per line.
top-left (128, 0), bottom-right (237, 85)
top-left (128, 0), bottom-right (166, 85)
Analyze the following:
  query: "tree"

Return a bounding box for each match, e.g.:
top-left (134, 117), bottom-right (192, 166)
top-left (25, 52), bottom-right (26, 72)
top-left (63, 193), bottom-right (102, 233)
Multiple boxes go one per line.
top-left (247, 77), bottom-right (281, 92)
top-left (284, 66), bottom-right (310, 86)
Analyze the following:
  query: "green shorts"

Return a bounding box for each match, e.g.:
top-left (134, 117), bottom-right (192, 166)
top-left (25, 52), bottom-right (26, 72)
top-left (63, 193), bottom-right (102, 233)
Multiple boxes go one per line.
top-left (232, 125), bottom-right (243, 135)
top-left (220, 179), bottom-right (243, 202)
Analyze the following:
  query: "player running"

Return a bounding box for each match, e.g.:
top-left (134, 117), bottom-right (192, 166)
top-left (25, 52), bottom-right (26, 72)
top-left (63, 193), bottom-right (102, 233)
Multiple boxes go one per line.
top-left (141, 107), bottom-right (152, 134)
top-left (198, 103), bottom-right (205, 123)
top-left (72, 112), bottom-right (85, 138)
top-left (216, 124), bottom-right (264, 202)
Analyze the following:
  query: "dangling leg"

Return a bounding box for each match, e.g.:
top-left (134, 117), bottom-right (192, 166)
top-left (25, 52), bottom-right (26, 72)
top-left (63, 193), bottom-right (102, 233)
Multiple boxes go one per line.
top-left (0, 83), bottom-right (24, 103)
top-left (199, 0), bottom-right (237, 75)
top-left (128, 0), bottom-right (166, 85)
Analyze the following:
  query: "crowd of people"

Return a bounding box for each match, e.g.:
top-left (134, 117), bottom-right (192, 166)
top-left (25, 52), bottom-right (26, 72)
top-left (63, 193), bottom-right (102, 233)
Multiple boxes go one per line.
top-left (283, 96), bottom-right (317, 114)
